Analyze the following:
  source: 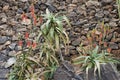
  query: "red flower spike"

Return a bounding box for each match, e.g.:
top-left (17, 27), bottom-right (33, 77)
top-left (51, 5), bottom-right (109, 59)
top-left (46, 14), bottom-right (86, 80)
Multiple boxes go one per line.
top-left (107, 48), bottom-right (111, 53)
top-left (18, 40), bottom-right (23, 46)
top-left (32, 42), bottom-right (37, 49)
top-left (25, 32), bottom-right (29, 39)
top-left (33, 15), bottom-right (37, 26)
top-left (27, 40), bottom-right (31, 47)
top-left (30, 4), bottom-right (35, 19)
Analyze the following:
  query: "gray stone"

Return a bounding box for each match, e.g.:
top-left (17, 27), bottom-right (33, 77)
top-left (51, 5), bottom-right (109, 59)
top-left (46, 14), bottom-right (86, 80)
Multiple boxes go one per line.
top-left (9, 43), bottom-right (16, 50)
top-left (0, 69), bottom-right (9, 78)
top-left (0, 36), bottom-right (8, 45)
top-left (0, 53), bottom-right (7, 61)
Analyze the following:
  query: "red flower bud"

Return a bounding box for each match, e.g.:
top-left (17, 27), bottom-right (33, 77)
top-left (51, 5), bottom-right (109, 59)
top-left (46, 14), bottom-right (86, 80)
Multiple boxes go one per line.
top-left (22, 12), bottom-right (27, 21)
top-left (18, 40), bottom-right (23, 46)
top-left (32, 42), bottom-right (37, 49)
top-left (27, 40), bottom-right (31, 47)
top-left (25, 32), bottom-right (29, 39)
top-left (107, 48), bottom-right (111, 53)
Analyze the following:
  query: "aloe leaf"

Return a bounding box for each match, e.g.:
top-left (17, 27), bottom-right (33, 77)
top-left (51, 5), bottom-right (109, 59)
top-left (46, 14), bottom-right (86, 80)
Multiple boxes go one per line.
top-left (62, 15), bottom-right (71, 27)
top-left (55, 33), bottom-right (59, 50)
top-left (95, 60), bottom-right (101, 79)
top-left (49, 27), bottom-right (55, 40)
top-left (55, 20), bottom-right (63, 31)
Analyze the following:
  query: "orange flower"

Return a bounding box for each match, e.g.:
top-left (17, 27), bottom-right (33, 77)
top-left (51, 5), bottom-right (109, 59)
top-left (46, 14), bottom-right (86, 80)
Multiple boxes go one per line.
top-left (30, 4), bottom-right (35, 19)
top-left (18, 40), bottom-right (23, 46)
top-left (25, 32), bottom-right (29, 39)
top-left (32, 42), bottom-right (37, 49)
top-left (107, 48), bottom-right (111, 53)
top-left (27, 40), bottom-right (31, 47)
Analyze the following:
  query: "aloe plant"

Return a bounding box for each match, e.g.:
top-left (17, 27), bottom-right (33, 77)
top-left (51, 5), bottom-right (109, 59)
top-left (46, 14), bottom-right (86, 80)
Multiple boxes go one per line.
top-left (38, 9), bottom-right (70, 60)
top-left (73, 45), bottom-right (119, 79)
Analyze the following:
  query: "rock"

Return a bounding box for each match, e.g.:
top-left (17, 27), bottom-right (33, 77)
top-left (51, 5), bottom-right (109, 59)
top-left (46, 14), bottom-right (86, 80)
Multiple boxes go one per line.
top-left (74, 28), bottom-right (81, 32)
top-left (9, 43), bottom-right (17, 50)
top-left (0, 24), bottom-right (8, 30)
top-left (0, 36), bottom-right (8, 45)
top-left (109, 21), bottom-right (117, 27)
top-left (95, 11), bottom-right (104, 19)
top-left (66, 0), bottom-right (72, 3)
top-left (6, 29), bottom-right (15, 36)
top-left (72, 38), bottom-right (81, 46)
top-left (106, 33), bottom-right (113, 41)
top-left (76, 5), bottom-right (86, 16)
top-left (68, 4), bottom-right (77, 12)
top-left (101, 0), bottom-right (113, 5)
top-left (8, 51), bottom-right (16, 56)
top-left (68, 46), bottom-right (76, 50)
top-left (86, 1), bottom-right (100, 7)
top-left (12, 35), bottom-right (19, 41)
top-left (17, 28), bottom-right (27, 32)
top-left (72, 0), bottom-right (78, 4)
top-left (77, 63), bottom-right (120, 80)
top-left (3, 5), bottom-right (9, 11)
top-left (1, 50), bottom-right (9, 56)
top-left (20, 0), bottom-right (28, 2)
top-left (0, 53), bottom-right (8, 62)
top-left (5, 57), bottom-right (16, 68)
top-left (69, 50), bottom-right (78, 55)
top-left (21, 19), bottom-right (31, 25)
top-left (0, 69), bottom-right (9, 78)
top-left (109, 42), bottom-right (119, 50)
top-left (1, 17), bottom-right (7, 23)
top-left (80, 19), bottom-right (88, 25)
top-left (4, 41), bottom-right (11, 46)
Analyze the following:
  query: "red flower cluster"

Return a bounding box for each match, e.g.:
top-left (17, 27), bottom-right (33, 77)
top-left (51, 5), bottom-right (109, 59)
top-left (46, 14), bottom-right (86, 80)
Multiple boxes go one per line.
top-left (18, 32), bottom-right (37, 49)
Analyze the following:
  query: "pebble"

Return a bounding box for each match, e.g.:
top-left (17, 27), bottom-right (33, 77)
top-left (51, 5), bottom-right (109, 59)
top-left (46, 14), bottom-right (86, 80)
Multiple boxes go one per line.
top-left (0, 36), bottom-right (8, 45)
